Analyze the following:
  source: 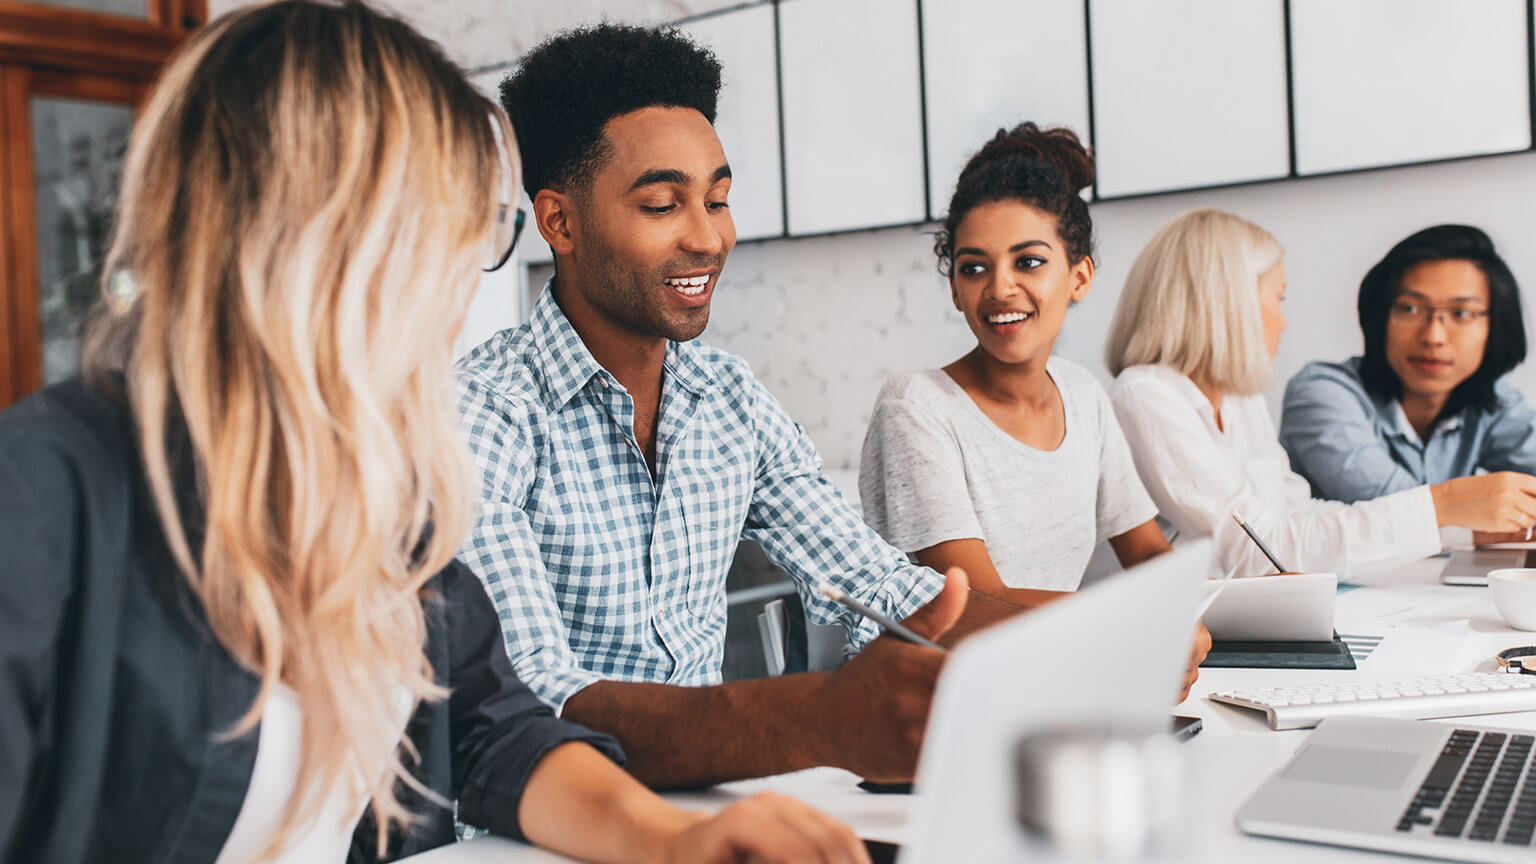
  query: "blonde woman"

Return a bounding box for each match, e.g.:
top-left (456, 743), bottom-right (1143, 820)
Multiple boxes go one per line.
top-left (1105, 209), bottom-right (1536, 579)
top-left (0, 3), bottom-right (868, 863)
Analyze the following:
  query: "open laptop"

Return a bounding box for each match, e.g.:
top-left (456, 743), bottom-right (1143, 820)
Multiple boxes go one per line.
top-left (899, 541), bottom-right (1214, 863)
top-left (1239, 715), bottom-right (1536, 861)
top-left (1441, 548), bottom-right (1536, 586)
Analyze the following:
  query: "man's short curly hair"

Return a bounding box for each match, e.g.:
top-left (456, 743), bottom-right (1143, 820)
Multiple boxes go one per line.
top-left (500, 24), bottom-right (722, 199)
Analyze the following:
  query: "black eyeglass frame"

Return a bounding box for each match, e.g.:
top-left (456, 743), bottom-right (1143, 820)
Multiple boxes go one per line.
top-left (484, 206), bottom-right (526, 273)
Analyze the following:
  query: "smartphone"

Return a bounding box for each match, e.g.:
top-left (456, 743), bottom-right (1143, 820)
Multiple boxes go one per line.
top-left (857, 779), bottom-right (913, 795)
top-left (1171, 714), bottom-right (1203, 742)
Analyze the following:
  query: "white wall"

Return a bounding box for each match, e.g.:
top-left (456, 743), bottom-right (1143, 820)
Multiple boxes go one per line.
top-left (211, 0), bottom-right (708, 70)
top-left (209, 0), bottom-right (1536, 473)
top-left (598, 150), bottom-right (1536, 472)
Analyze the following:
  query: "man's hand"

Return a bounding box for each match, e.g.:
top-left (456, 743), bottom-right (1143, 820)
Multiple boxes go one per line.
top-left (814, 567), bottom-right (969, 782)
top-left (1178, 622), bottom-right (1212, 704)
top-left (1432, 472), bottom-right (1536, 532)
top-left (658, 793), bottom-right (871, 864)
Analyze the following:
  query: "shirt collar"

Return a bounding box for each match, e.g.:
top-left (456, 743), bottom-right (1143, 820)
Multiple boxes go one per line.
top-left (1379, 396), bottom-right (1463, 446)
top-left (530, 278), bottom-right (719, 408)
top-left (529, 282), bottom-right (608, 410)
top-left (1385, 400), bottom-right (1420, 445)
top-left (663, 339), bottom-right (717, 397)
top-left (1150, 365), bottom-right (1217, 417)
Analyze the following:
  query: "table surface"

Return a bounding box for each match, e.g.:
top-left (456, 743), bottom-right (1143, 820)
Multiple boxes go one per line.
top-left (406, 553), bottom-right (1536, 863)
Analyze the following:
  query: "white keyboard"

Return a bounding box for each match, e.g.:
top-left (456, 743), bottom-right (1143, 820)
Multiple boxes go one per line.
top-left (1210, 673), bottom-right (1536, 730)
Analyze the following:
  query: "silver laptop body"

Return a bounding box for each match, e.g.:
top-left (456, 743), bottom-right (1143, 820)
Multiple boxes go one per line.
top-left (902, 541), bottom-right (1213, 863)
top-left (1441, 549), bottom-right (1533, 587)
top-left (1238, 715), bottom-right (1536, 862)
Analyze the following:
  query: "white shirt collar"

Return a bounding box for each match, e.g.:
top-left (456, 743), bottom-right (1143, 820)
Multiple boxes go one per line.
top-left (1388, 399), bottom-right (1463, 446)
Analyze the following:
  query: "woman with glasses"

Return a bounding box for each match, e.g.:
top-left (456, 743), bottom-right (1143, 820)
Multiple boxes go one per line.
top-left (0, 3), bottom-right (868, 862)
top-left (1105, 211), bottom-right (1536, 580)
top-left (1281, 225), bottom-right (1536, 540)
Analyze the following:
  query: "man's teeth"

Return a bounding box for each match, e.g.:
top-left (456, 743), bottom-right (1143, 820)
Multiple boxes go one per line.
top-left (986, 311), bottom-right (1032, 324)
top-left (665, 275), bottom-right (710, 295)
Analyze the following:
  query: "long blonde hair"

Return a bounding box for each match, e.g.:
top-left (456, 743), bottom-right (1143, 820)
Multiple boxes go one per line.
top-left (1105, 208), bottom-right (1283, 396)
top-left (84, 0), bottom-right (509, 854)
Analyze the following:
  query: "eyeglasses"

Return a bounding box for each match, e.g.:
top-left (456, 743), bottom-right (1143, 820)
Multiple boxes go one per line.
top-left (484, 113), bottom-right (524, 273)
top-left (1387, 301), bottom-right (1490, 329)
top-left (484, 204), bottom-right (525, 273)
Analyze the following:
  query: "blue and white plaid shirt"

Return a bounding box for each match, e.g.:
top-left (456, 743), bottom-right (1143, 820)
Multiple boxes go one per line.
top-left (455, 286), bottom-right (943, 713)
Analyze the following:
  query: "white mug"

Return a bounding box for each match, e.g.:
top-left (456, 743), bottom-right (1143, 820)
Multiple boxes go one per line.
top-left (1014, 725), bottom-right (1185, 860)
top-left (1488, 568), bottom-right (1536, 631)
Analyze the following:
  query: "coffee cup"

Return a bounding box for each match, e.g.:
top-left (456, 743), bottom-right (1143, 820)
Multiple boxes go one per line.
top-left (1488, 568), bottom-right (1536, 631)
top-left (1014, 725), bottom-right (1185, 859)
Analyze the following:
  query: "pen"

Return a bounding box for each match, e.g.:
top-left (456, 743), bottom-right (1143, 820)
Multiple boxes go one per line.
top-left (816, 581), bottom-right (947, 652)
top-left (1231, 510), bottom-right (1288, 574)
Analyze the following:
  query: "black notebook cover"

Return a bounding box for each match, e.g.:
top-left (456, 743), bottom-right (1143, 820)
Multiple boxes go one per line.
top-left (1200, 631), bottom-right (1356, 670)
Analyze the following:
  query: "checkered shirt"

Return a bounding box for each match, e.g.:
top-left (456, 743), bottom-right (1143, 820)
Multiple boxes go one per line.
top-left (455, 286), bottom-right (944, 713)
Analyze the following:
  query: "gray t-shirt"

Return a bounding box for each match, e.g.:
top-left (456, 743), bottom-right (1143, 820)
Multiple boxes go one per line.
top-left (859, 357), bottom-right (1158, 591)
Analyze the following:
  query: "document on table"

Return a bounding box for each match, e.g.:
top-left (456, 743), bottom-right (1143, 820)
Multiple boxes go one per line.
top-left (1337, 633), bottom-right (1384, 661)
top-left (1331, 583), bottom-right (1505, 670)
top-left (1335, 583), bottom-right (1486, 629)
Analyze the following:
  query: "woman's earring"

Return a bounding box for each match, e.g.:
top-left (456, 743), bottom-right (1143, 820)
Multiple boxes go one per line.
top-left (107, 269), bottom-right (140, 313)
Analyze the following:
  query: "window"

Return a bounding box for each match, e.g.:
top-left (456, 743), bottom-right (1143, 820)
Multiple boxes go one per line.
top-left (0, 0), bottom-right (205, 407)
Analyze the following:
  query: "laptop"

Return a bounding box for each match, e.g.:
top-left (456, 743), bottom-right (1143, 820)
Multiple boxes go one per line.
top-left (1239, 715), bottom-right (1536, 861)
top-left (899, 541), bottom-right (1214, 863)
top-left (1441, 548), bottom-right (1536, 587)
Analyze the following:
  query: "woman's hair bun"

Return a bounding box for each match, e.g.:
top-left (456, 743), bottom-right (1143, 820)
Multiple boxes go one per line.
top-left (935, 120), bottom-right (1097, 271)
top-left (971, 122), bottom-right (1094, 195)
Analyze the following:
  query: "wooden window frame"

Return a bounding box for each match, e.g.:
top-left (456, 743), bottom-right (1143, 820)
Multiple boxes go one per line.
top-left (0, 0), bottom-right (202, 406)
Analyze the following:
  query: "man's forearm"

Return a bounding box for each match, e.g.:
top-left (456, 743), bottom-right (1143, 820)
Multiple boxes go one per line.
top-left (561, 585), bottom-right (1016, 788)
top-left (940, 588), bottom-right (1029, 647)
top-left (561, 672), bottom-right (839, 789)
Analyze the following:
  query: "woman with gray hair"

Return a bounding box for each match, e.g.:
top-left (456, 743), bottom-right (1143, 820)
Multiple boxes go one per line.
top-left (1106, 209), bottom-right (1525, 579)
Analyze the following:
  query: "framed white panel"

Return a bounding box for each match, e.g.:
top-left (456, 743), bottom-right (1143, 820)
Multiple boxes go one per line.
top-left (1291, 0), bottom-right (1531, 176)
top-left (779, 0), bottom-right (926, 235)
top-left (1089, 0), bottom-right (1290, 198)
top-left (921, 0), bottom-right (1090, 220)
top-left (680, 5), bottom-right (786, 240)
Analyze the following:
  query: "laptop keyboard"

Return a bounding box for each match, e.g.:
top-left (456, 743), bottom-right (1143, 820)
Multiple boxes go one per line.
top-left (1398, 729), bottom-right (1536, 845)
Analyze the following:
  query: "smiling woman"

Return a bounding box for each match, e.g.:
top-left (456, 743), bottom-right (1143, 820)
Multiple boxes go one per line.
top-left (860, 123), bottom-right (1173, 603)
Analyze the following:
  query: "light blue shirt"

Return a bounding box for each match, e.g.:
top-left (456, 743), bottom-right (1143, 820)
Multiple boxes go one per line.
top-left (1279, 357), bottom-right (1536, 502)
top-left (454, 286), bottom-right (942, 712)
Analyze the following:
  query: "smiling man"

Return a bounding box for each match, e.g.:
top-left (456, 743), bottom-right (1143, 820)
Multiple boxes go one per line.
top-left (454, 24), bottom-right (1020, 790)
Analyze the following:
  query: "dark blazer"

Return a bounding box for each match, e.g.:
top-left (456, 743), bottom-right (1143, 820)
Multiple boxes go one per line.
top-left (0, 380), bottom-right (623, 863)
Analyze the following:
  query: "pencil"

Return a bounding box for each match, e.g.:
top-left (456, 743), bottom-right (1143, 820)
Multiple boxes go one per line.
top-left (1230, 510), bottom-right (1288, 574)
top-left (817, 581), bottom-right (946, 652)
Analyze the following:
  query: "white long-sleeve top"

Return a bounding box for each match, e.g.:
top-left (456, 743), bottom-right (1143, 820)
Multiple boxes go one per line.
top-left (1109, 364), bottom-right (1442, 579)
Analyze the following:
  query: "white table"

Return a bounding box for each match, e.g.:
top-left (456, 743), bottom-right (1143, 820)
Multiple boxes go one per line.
top-left (407, 554), bottom-right (1536, 863)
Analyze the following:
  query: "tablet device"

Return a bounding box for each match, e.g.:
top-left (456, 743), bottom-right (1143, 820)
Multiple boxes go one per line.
top-left (1201, 572), bottom-right (1335, 642)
